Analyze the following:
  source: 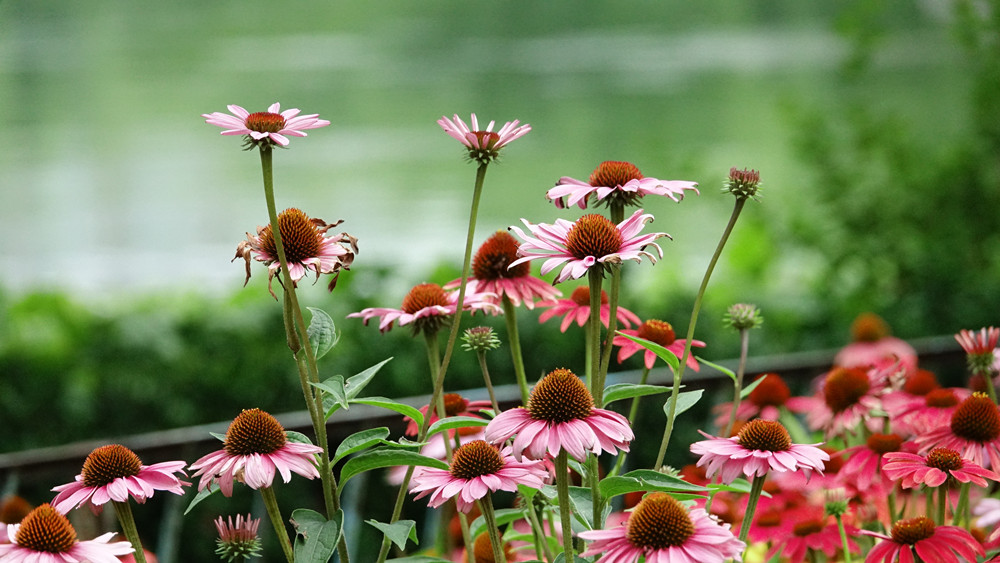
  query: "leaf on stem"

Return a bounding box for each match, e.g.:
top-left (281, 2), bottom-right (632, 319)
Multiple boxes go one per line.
top-left (661, 389), bottom-right (704, 419)
top-left (332, 427), bottom-right (392, 464)
top-left (291, 508), bottom-right (342, 563)
top-left (426, 416), bottom-right (489, 437)
top-left (344, 358), bottom-right (393, 400)
top-left (365, 519), bottom-right (418, 550)
top-left (349, 397), bottom-right (423, 428)
top-left (614, 332), bottom-right (680, 371)
top-left (313, 375), bottom-right (349, 419)
top-left (338, 449), bottom-right (448, 491)
top-left (468, 507), bottom-right (525, 541)
top-left (602, 383), bottom-right (678, 405)
top-left (183, 483), bottom-right (219, 515)
top-left (306, 307), bottom-right (339, 360)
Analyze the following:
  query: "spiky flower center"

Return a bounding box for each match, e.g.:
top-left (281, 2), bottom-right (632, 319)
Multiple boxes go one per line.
top-left (625, 493), bottom-right (695, 549)
top-left (904, 369), bottom-right (939, 396)
top-left (866, 433), bottom-right (903, 455)
top-left (725, 167), bottom-right (761, 199)
top-left (401, 283), bottom-right (450, 314)
top-left (473, 131), bottom-right (500, 150)
top-left (748, 374), bottom-right (791, 407)
top-left (724, 303), bottom-right (763, 330)
top-left (443, 393), bottom-right (468, 417)
top-left (736, 419), bottom-right (791, 452)
top-left (0, 495), bottom-right (33, 524)
top-left (890, 517), bottom-right (935, 545)
top-left (14, 504), bottom-right (77, 554)
top-left (564, 214), bottom-right (623, 260)
top-left (224, 409), bottom-right (287, 456)
top-left (792, 519), bottom-right (824, 537)
top-left (926, 448), bottom-right (963, 471)
top-left (925, 388), bottom-right (959, 408)
top-left (528, 368), bottom-right (594, 423)
top-left (589, 161), bottom-right (643, 187)
top-left (637, 320), bottom-right (676, 347)
top-left (570, 286), bottom-right (608, 307)
top-left (823, 367), bottom-right (870, 413)
top-left (245, 112), bottom-right (285, 133)
top-left (851, 312), bottom-right (889, 342)
top-left (450, 440), bottom-right (504, 480)
top-left (80, 444), bottom-right (143, 487)
top-left (471, 530), bottom-right (514, 563)
top-left (258, 208), bottom-right (322, 265)
top-left (950, 393), bottom-right (1000, 442)
top-left (473, 231), bottom-right (527, 280)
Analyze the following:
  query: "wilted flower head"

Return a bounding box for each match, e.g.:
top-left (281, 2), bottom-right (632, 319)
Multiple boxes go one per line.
top-left (723, 167), bottom-right (761, 200)
top-left (724, 303), bottom-right (763, 330)
top-left (203, 103), bottom-right (329, 149)
top-left (235, 208), bottom-right (357, 297)
top-left (438, 113), bottom-right (530, 164)
top-left (215, 514), bottom-right (263, 562)
top-left (546, 160), bottom-right (698, 210)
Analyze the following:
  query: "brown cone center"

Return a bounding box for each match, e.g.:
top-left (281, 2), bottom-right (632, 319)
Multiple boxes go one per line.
top-left (401, 283), bottom-right (450, 314)
top-left (589, 161), bottom-right (643, 187)
top-left (748, 374), bottom-right (791, 408)
top-left (570, 286), bottom-right (607, 307)
top-left (14, 504), bottom-right (77, 553)
top-left (245, 111), bottom-right (285, 133)
top-left (258, 208), bottom-right (322, 265)
top-left (823, 367), bottom-right (870, 413)
top-left (926, 448), bottom-right (964, 471)
top-left (903, 369), bottom-right (939, 396)
top-left (443, 393), bottom-right (468, 417)
top-left (473, 231), bottom-right (527, 280)
top-left (450, 440), bottom-right (504, 480)
top-left (890, 517), bottom-right (935, 545)
top-left (950, 393), bottom-right (1000, 442)
top-left (736, 419), bottom-right (791, 452)
top-left (866, 433), bottom-right (903, 455)
top-left (224, 409), bottom-right (287, 456)
top-left (564, 214), bottom-right (623, 260)
top-left (81, 444), bottom-right (143, 487)
top-left (626, 493), bottom-right (695, 549)
top-left (637, 320), bottom-right (676, 347)
top-left (793, 519), bottom-right (824, 537)
top-left (925, 388), bottom-right (959, 408)
top-left (528, 368), bottom-right (594, 423)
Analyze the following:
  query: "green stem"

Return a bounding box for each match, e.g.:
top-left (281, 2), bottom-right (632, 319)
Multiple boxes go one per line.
top-left (259, 486), bottom-right (295, 563)
top-left (654, 198), bottom-right (747, 469)
top-left (258, 147), bottom-right (347, 562)
top-left (609, 366), bottom-right (651, 477)
top-left (501, 296), bottom-right (530, 406)
top-left (586, 268), bottom-right (604, 401)
top-left (112, 501), bottom-right (146, 563)
top-left (478, 494), bottom-right (508, 563)
top-left (737, 473), bottom-right (766, 544)
top-left (835, 514), bottom-right (852, 563)
top-left (937, 484), bottom-right (947, 525)
top-left (476, 350), bottom-right (501, 414)
top-left (554, 451), bottom-right (575, 561)
top-left (524, 494), bottom-right (554, 563)
top-left (953, 482), bottom-right (970, 526)
top-left (723, 328), bottom-right (751, 437)
top-left (587, 453), bottom-right (603, 531)
top-left (596, 263), bottom-right (621, 407)
top-left (436, 163), bottom-right (489, 402)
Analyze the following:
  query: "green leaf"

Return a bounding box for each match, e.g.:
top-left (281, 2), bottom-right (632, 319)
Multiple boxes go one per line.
top-left (565, 486), bottom-right (609, 530)
top-left (286, 430), bottom-right (314, 445)
top-left (345, 358), bottom-right (393, 400)
top-left (386, 557), bottom-right (450, 563)
top-left (209, 431), bottom-right (226, 442)
top-left (468, 507), bottom-right (526, 540)
top-left (426, 415), bottom-right (489, 437)
top-left (695, 356), bottom-right (736, 382)
top-left (350, 397), bottom-right (423, 428)
top-left (662, 389), bottom-right (704, 419)
top-left (552, 553), bottom-right (589, 563)
top-left (740, 373), bottom-right (768, 399)
top-left (365, 519), bottom-right (418, 551)
top-left (183, 483), bottom-right (219, 515)
top-left (709, 478), bottom-right (770, 497)
top-left (332, 427), bottom-right (392, 464)
top-left (614, 332), bottom-right (680, 371)
top-left (602, 383), bottom-right (675, 405)
top-left (597, 476), bottom-right (644, 499)
top-left (314, 375), bottom-right (349, 418)
top-left (338, 449), bottom-right (448, 491)
top-left (623, 470), bottom-right (709, 492)
top-left (306, 307), bottom-right (339, 360)
top-left (291, 508), bottom-right (342, 563)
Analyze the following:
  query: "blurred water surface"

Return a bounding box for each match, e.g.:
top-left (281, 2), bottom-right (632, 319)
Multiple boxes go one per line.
top-left (0, 1), bottom-right (969, 301)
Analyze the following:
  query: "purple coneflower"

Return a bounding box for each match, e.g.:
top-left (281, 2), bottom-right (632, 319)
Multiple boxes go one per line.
top-left (883, 447), bottom-right (1000, 488)
top-left (613, 319), bottom-right (704, 371)
top-left (537, 286), bottom-right (640, 333)
top-left (0, 503), bottom-right (134, 562)
top-left (445, 230), bottom-right (561, 309)
top-left (438, 113), bottom-right (530, 164)
top-left (690, 419), bottom-right (828, 484)
top-left (547, 160), bottom-right (698, 210)
top-left (203, 103), bottom-right (329, 148)
top-left (862, 517), bottom-right (983, 563)
top-left (348, 282), bottom-right (498, 335)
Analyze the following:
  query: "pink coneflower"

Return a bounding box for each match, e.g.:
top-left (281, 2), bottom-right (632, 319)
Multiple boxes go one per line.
top-left (915, 392), bottom-right (1000, 469)
top-left (203, 103), bottom-right (329, 148)
top-left (444, 230), bottom-right (561, 310)
top-left (189, 409), bottom-right (323, 496)
top-left (537, 286), bottom-right (640, 333)
top-left (764, 505), bottom-right (859, 563)
top-left (883, 447), bottom-right (1000, 488)
top-left (438, 113), bottom-right (530, 164)
top-left (613, 319), bottom-right (705, 371)
top-left (508, 209), bottom-right (669, 284)
top-left (546, 160), bottom-right (698, 210)
top-left (836, 433), bottom-right (904, 493)
top-left (956, 326), bottom-right (1000, 376)
top-left (409, 441), bottom-right (547, 513)
top-left (712, 373), bottom-right (804, 429)
top-left (578, 493), bottom-right (744, 563)
top-left (834, 313), bottom-right (918, 377)
top-left (348, 282), bottom-right (499, 335)
top-left (974, 497), bottom-right (1000, 529)
top-left (690, 419), bottom-right (829, 484)
top-left (803, 365), bottom-right (891, 438)
top-left (214, 514), bottom-right (262, 562)
top-left (0, 503), bottom-right (134, 562)
top-left (234, 208), bottom-right (357, 296)
top-left (50, 444), bottom-right (188, 514)
top-left (882, 386), bottom-right (970, 437)
top-left (386, 427), bottom-right (485, 486)
top-left (404, 392), bottom-right (492, 437)
top-left (862, 517), bottom-right (984, 563)
top-left (484, 368), bottom-right (633, 462)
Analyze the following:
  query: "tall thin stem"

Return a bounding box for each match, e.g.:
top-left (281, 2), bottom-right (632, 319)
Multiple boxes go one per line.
top-left (586, 268), bottom-right (604, 400)
top-left (723, 328), bottom-right (751, 437)
top-left (478, 494), bottom-right (508, 563)
top-left (112, 501), bottom-right (146, 563)
top-left (654, 198), bottom-right (746, 469)
top-left (501, 296), bottom-right (530, 406)
top-left (259, 486), bottom-right (294, 563)
top-left (554, 451), bottom-right (575, 562)
top-left (737, 473), bottom-right (766, 544)
top-left (475, 349), bottom-right (501, 414)
top-left (595, 263), bottom-right (621, 407)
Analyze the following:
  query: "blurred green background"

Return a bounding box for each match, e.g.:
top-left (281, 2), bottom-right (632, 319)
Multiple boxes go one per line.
top-left (1, 0), bottom-right (998, 559)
